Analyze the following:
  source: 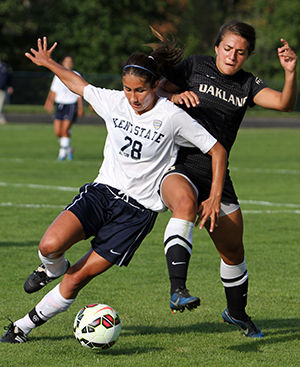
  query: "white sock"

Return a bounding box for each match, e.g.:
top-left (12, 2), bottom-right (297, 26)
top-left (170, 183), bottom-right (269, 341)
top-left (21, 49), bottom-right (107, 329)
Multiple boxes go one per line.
top-left (39, 250), bottom-right (68, 278)
top-left (58, 137), bottom-right (70, 159)
top-left (164, 218), bottom-right (194, 255)
top-left (15, 284), bottom-right (75, 335)
top-left (220, 259), bottom-right (248, 287)
top-left (14, 314), bottom-right (36, 335)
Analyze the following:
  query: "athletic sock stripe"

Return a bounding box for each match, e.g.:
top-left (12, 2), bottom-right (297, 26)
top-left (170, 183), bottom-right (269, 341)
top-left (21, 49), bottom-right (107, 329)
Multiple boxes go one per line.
top-left (164, 235), bottom-right (192, 250)
top-left (221, 270), bottom-right (248, 284)
top-left (164, 235), bottom-right (192, 255)
top-left (29, 307), bottom-right (47, 326)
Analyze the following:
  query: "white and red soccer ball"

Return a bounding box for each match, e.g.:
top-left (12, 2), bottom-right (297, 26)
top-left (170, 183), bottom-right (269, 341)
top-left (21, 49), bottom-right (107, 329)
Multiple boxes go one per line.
top-left (74, 303), bottom-right (121, 350)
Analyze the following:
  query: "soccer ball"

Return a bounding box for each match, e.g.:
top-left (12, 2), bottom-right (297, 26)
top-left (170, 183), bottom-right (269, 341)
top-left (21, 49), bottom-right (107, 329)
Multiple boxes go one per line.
top-left (73, 303), bottom-right (122, 349)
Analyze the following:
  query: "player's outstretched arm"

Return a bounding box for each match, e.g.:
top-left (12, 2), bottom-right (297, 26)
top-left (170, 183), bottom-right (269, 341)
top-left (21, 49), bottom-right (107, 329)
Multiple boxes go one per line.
top-left (25, 37), bottom-right (88, 97)
top-left (254, 38), bottom-right (297, 111)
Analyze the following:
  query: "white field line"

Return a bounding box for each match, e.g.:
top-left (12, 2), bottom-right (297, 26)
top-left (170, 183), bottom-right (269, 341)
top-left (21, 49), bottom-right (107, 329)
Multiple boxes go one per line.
top-left (230, 167), bottom-right (300, 175)
top-left (0, 181), bottom-right (78, 192)
top-left (1, 201), bottom-right (300, 214)
top-left (0, 202), bottom-right (63, 209)
top-left (0, 157), bottom-right (97, 166)
top-left (1, 158), bottom-right (299, 174)
top-left (240, 200), bottom-right (300, 208)
top-left (1, 181), bottom-right (300, 213)
top-left (243, 210), bottom-right (300, 214)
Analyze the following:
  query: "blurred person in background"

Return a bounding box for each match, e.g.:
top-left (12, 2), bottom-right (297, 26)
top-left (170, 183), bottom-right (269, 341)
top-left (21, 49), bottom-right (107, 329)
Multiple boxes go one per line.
top-left (0, 56), bottom-right (14, 125)
top-left (44, 55), bottom-right (84, 160)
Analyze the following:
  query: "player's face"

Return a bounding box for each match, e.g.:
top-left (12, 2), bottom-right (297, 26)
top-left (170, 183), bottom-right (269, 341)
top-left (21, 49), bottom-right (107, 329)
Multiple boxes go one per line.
top-left (215, 32), bottom-right (249, 75)
top-left (62, 56), bottom-right (73, 70)
top-left (123, 73), bottom-right (158, 115)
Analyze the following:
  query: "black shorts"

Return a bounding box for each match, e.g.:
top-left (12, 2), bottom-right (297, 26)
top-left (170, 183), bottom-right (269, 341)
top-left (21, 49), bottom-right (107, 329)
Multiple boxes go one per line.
top-left (55, 102), bottom-right (78, 122)
top-left (162, 148), bottom-right (238, 205)
top-left (65, 183), bottom-right (158, 266)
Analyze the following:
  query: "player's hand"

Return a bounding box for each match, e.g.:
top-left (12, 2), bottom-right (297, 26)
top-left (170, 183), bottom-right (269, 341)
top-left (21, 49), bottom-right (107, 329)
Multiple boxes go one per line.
top-left (25, 37), bottom-right (57, 67)
top-left (195, 197), bottom-right (220, 232)
top-left (278, 38), bottom-right (297, 73)
top-left (44, 101), bottom-right (53, 114)
top-left (171, 90), bottom-right (199, 108)
top-left (77, 108), bottom-right (84, 117)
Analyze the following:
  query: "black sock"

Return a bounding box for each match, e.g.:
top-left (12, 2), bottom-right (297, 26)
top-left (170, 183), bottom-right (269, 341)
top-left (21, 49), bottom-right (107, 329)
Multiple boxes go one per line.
top-left (224, 279), bottom-right (248, 321)
top-left (164, 218), bottom-right (194, 295)
top-left (165, 243), bottom-right (191, 294)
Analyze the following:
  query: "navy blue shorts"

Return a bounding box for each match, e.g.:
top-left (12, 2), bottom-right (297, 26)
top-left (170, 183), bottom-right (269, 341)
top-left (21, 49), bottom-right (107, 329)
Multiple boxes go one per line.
top-left (65, 183), bottom-right (158, 266)
top-left (55, 102), bottom-right (78, 122)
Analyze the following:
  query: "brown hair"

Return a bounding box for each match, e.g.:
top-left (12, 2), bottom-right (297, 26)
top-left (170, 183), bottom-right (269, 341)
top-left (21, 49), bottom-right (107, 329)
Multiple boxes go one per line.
top-left (122, 26), bottom-right (184, 87)
top-left (215, 21), bottom-right (256, 55)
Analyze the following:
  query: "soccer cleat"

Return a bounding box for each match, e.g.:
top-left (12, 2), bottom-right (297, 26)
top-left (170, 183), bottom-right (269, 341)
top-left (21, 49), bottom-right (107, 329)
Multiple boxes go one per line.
top-left (0, 321), bottom-right (28, 343)
top-left (222, 308), bottom-right (264, 338)
top-left (67, 147), bottom-right (74, 161)
top-left (24, 261), bottom-right (70, 294)
top-left (170, 288), bottom-right (200, 313)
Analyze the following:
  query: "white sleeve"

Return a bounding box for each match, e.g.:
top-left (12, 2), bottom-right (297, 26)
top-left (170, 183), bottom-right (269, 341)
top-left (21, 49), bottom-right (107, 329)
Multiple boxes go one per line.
top-left (172, 108), bottom-right (217, 153)
top-left (83, 84), bottom-right (120, 121)
top-left (50, 75), bottom-right (59, 93)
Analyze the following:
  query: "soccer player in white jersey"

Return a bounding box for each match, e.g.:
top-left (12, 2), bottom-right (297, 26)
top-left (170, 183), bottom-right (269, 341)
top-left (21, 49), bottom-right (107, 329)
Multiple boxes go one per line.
top-left (1, 37), bottom-right (227, 343)
top-left (44, 55), bottom-right (84, 160)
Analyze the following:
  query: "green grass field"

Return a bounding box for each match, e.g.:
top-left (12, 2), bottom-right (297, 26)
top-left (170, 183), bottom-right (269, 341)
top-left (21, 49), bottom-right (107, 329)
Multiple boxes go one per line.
top-left (0, 123), bottom-right (300, 367)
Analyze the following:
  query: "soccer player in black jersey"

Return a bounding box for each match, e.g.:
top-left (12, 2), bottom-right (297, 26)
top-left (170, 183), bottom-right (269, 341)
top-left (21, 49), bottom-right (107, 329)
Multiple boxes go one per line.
top-left (158, 21), bottom-right (297, 337)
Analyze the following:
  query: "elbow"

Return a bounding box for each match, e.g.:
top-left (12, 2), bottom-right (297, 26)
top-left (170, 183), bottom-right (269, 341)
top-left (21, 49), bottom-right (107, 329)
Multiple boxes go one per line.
top-left (279, 105), bottom-right (294, 112)
top-left (277, 103), bottom-right (293, 112)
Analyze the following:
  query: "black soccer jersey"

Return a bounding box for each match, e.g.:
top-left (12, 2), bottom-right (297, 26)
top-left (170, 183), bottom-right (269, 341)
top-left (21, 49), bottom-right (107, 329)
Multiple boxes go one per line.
top-left (166, 55), bottom-right (267, 154)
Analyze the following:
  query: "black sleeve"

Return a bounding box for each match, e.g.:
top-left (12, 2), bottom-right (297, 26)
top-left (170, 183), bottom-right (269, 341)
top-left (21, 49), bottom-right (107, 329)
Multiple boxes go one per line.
top-left (164, 56), bottom-right (195, 91)
top-left (248, 74), bottom-right (268, 107)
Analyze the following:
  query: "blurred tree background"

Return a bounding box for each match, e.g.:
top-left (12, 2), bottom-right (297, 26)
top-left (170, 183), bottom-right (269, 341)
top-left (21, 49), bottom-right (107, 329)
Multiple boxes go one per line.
top-left (0, 0), bottom-right (299, 104)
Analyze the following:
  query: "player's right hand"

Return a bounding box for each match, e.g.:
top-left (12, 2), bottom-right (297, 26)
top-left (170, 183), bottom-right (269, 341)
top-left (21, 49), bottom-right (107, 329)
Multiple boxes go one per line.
top-left (25, 37), bottom-right (57, 67)
top-left (171, 90), bottom-right (199, 108)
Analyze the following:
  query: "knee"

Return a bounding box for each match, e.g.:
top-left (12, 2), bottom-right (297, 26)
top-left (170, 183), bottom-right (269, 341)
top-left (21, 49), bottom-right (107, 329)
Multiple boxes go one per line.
top-left (39, 235), bottom-right (62, 257)
top-left (172, 192), bottom-right (198, 219)
top-left (220, 242), bottom-right (245, 264)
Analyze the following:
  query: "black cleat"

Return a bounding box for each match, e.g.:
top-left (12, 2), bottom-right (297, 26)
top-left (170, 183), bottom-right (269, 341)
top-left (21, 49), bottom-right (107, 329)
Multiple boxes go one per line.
top-left (222, 308), bottom-right (264, 338)
top-left (0, 321), bottom-right (28, 343)
top-left (24, 261), bottom-right (70, 294)
top-left (170, 287), bottom-right (200, 313)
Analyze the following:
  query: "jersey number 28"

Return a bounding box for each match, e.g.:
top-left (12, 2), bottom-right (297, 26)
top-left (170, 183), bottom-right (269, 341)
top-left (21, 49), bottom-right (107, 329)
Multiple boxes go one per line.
top-left (120, 136), bottom-right (143, 160)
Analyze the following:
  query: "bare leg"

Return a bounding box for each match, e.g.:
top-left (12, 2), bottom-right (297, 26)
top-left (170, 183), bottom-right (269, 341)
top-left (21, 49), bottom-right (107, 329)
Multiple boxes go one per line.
top-left (39, 210), bottom-right (86, 257)
top-left (53, 119), bottom-right (63, 138)
top-left (161, 174), bottom-right (198, 221)
top-left (206, 208), bottom-right (244, 265)
top-left (23, 210), bottom-right (86, 293)
top-left (60, 249), bottom-right (113, 299)
top-left (54, 119), bottom-right (72, 159)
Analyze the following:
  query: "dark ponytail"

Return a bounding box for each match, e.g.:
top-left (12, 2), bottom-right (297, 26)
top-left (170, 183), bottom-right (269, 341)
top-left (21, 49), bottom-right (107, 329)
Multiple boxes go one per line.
top-left (122, 26), bottom-right (184, 86)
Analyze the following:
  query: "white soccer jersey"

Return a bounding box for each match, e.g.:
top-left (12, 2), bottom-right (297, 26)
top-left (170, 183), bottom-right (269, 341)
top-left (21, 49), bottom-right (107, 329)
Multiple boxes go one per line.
top-left (50, 72), bottom-right (81, 104)
top-left (84, 84), bottom-right (217, 212)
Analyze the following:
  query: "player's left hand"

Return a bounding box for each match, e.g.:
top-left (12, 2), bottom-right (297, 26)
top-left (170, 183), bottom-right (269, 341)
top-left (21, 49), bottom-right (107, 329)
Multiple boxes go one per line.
top-left (195, 198), bottom-right (220, 232)
top-left (278, 38), bottom-right (297, 73)
top-left (25, 37), bottom-right (57, 68)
